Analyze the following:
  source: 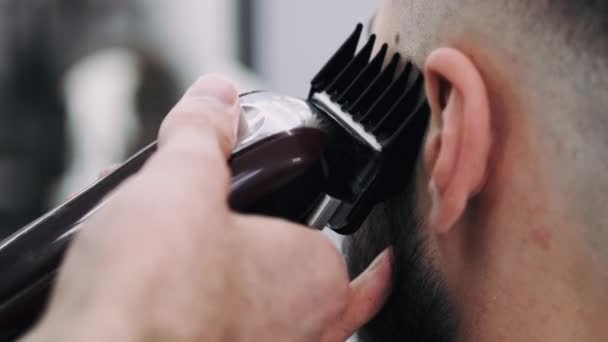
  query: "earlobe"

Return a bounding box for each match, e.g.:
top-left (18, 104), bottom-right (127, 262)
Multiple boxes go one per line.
top-left (423, 48), bottom-right (492, 234)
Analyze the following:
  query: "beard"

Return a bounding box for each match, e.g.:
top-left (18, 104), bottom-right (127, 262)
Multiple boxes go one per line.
top-left (344, 181), bottom-right (459, 342)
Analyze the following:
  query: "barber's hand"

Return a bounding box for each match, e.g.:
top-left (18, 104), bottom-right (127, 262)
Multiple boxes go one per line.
top-left (23, 75), bottom-right (392, 342)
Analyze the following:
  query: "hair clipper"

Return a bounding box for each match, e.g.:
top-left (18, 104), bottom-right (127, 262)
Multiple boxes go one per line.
top-left (0, 24), bottom-right (430, 338)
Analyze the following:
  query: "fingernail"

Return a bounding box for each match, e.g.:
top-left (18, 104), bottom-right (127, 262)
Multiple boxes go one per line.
top-left (188, 75), bottom-right (238, 107)
top-left (369, 248), bottom-right (393, 271)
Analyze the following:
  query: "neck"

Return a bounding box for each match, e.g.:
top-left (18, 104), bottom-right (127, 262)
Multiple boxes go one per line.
top-left (462, 112), bottom-right (608, 341)
top-left (469, 212), bottom-right (608, 341)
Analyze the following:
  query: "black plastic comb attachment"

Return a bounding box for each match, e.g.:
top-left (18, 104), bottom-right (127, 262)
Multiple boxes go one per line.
top-left (359, 64), bottom-right (412, 129)
top-left (347, 53), bottom-right (400, 119)
top-left (327, 35), bottom-right (376, 98)
top-left (336, 44), bottom-right (388, 107)
top-left (373, 73), bottom-right (425, 140)
top-left (310, 24), bottom-right (363, 96)
top-left (308, 23), bottom-right (430, 235)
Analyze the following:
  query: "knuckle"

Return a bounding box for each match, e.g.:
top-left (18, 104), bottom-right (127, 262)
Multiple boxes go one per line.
top-left (160, 98), bottom-right (234, 154)
top-left (152, 146), bottom-right (231, 190)
top-left (100, 177), bottom-right (154, 221)
top-left (163, 105), bottom-right (213, 136)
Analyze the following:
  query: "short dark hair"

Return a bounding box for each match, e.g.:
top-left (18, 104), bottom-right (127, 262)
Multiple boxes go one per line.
top-left (541, 1), bottom-right (608, 55)
top-left (345, 182), bottom-right (458, 342)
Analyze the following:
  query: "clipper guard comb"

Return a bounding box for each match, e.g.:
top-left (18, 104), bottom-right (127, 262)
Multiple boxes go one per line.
top-left (307, 24), bottom-right (430, 234)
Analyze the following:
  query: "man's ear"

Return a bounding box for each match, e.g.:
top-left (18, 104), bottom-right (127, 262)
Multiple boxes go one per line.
top-left (423, 48), bottom-right (492, 234)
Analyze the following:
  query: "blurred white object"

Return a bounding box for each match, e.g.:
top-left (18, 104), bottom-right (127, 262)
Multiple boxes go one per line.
top-left (57, 0), bottom-right (265, 199)
top-left (135, 0), bottom-right (263, 93)
top-left (58, 48), bottom-right (141, 200)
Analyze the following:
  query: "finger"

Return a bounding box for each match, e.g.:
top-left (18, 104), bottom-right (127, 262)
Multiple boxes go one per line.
top-left (322, 248), bottom-right (393, 342)
top-left (141, 74), bottom-right (241, 199)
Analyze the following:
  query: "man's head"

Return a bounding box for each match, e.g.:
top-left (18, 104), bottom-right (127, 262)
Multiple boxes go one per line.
top-left (347, 1), bottom-right (608, 341)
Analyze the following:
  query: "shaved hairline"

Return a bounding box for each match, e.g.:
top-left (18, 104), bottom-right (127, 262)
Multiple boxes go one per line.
top-left (387, 0), bottom-right (608, 240)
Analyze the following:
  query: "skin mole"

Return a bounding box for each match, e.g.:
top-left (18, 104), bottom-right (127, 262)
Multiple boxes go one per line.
top-left (531, 227), bottom-right (553, 251)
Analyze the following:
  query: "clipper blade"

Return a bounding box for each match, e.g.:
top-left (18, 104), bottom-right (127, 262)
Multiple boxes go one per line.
top-left (308, 23), bottom-right (430, 235)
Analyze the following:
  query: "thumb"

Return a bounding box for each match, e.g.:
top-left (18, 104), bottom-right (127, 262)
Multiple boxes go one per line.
top-left (159, 74), bottom-right (241, 158)
top-left (139, 74), bottom-right (241, 201)
top-left (322, 248), bottom-right (393, 342)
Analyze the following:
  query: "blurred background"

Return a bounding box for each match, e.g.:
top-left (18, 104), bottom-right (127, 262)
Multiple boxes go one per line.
top-left (0, 0), bottom-right (377, 240)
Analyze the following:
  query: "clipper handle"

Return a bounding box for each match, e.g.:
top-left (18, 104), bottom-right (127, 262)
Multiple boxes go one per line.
top-left (0, 123), bottom-right (327, 340)
top-left (0, 91), bottom-right (326, 339)
top-left (0, 142), bottom-right (157, 338)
